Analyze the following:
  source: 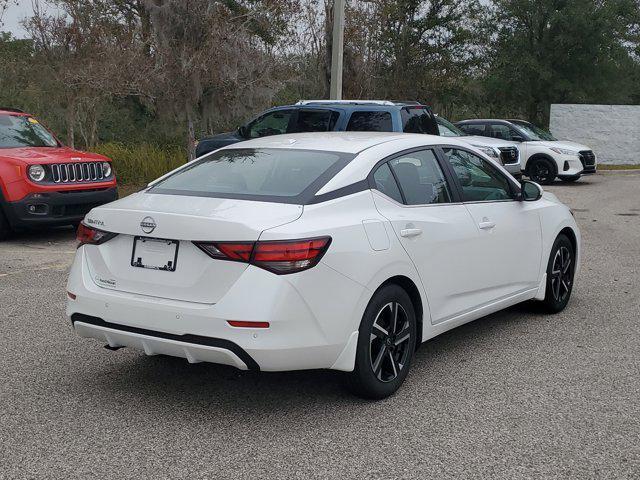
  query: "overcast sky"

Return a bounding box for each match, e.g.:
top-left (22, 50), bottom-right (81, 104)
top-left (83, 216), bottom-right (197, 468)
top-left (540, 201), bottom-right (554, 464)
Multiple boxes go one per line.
top-left (2, 0), bottom-right (62, 38)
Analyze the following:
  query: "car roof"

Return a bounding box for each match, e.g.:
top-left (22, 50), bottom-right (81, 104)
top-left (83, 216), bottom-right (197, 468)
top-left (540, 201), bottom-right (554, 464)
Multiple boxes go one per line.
top-left (270, 101), bottom-right (429, 112)
top-left (220, 131), bottom-right (472, 154)
top-left (456, 119), bottom-right (513, 124)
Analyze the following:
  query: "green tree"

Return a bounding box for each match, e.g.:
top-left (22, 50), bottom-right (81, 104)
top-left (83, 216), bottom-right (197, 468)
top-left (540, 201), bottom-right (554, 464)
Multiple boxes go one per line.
top-left (486, 0), bottom-right (640, 125)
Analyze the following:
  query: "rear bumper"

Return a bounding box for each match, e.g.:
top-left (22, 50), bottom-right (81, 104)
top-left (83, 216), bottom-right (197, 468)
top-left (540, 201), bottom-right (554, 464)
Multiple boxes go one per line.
top-left (2, 187), bottom-right (117, 228)
top-left (66, 247), bottom-right (368, 372)
top-left (72, 314), bottom-right (258, 370)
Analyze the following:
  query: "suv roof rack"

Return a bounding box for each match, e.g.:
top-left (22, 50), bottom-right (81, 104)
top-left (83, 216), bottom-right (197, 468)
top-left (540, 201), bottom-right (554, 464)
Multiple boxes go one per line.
top-left (295, 100), bottom-right (396, 106)
top-left (0, 107), bottom-right (25, 113)
top-left (390, 100), bottom-right (424, 106)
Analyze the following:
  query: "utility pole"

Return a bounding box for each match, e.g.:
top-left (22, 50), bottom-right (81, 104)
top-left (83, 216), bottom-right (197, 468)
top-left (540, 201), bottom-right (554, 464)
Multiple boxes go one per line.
top-left (329, 0), bottom-right (345, 100)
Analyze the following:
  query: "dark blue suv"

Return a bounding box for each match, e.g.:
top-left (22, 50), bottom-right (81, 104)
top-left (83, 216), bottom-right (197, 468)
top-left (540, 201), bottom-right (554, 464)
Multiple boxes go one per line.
top-left (195, 101), bottom-right (439, 157)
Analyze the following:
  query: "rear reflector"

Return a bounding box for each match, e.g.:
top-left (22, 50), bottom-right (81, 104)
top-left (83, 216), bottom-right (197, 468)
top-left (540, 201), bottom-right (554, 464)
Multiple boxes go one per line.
top-left (67, 291), bottom-right (77, 300)
top-left (227, 321), bottom-right (270, 328)
top-left (194, 237), bottom-right (331, 274)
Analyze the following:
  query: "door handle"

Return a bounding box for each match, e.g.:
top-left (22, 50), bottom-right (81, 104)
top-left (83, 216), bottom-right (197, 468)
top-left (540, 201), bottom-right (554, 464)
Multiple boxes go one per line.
top-left (400, 228), bottom-right (422, 238)
top-left (478, 221), bottom-right (496, 230)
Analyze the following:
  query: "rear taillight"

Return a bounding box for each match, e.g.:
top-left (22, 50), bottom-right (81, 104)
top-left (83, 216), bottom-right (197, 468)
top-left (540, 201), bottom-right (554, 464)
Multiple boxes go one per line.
top-left (76, 223), bottom-right (118, 247)
top-left (193, 237), bottom-right (331, 275)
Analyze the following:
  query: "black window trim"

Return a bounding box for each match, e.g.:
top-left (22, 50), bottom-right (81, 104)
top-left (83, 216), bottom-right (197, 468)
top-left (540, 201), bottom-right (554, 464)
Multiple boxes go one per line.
top-left (367, 146), bottom-right (463, 206)
top-left (436, 144), bottom-right (522, 204)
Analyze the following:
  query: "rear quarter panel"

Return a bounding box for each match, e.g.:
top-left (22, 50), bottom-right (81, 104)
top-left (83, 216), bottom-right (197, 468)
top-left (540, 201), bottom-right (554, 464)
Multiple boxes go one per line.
top-left (259, 190), bottom-right (429, 339)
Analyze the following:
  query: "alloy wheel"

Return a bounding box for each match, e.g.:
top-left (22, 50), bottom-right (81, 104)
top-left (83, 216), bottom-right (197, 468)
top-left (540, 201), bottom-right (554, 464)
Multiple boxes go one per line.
top-left (550, 246), bottom-right (572, 302)
top-left (530, 161), bottom-right (553, 184)
top-left (369, 302), bottom-right (412, 382)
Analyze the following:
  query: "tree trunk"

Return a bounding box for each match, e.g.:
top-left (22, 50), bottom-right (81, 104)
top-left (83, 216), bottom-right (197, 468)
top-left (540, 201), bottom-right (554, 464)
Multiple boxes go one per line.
top-left (323, 0), bottom-right (333, 98)
top-left (186, 107), bottom-right (196, 161)
top-left (66, 97), bottom-right (76, 149)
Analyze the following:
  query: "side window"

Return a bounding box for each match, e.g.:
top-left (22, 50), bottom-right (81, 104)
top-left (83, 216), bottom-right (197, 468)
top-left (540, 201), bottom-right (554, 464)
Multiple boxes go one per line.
top-left (293, 110), bottom-right (339, 132)
top-left (389, 149), bottom-right (452, 205)
top-left (372, 163), bottom-right (403, 203)
top-left (401, 108), bottom-right (436, 134)
top-left (443, 148), bottom-right (513, 202)
top-left (459, 124), bottom-right (486, 136)
top-left (437, 123), bottom-right (458, 137)
top-left (346, 111), bottom-right (393, 132)
top-left (248, 110), bottom-right (293, 138)
top-left (489, 124), bottom-right (514, 141)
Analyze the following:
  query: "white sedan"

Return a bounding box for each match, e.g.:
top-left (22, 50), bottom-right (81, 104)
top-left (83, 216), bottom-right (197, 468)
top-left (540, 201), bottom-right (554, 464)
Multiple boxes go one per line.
top-left (67, 132), bottom-right (580, 399)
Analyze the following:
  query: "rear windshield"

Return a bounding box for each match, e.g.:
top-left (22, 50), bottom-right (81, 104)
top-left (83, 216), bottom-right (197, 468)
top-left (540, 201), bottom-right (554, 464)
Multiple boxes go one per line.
top-left (150, 148), bottom-right (352, 203)
top-left (0, 115), bottom-right (58, 148)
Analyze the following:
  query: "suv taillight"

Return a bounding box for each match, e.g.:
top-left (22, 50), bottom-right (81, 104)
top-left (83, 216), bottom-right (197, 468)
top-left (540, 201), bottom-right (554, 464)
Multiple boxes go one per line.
top-left (193, 237), bottom-right (331, 274)
top-left (76, 223), bottom-right (118, 247)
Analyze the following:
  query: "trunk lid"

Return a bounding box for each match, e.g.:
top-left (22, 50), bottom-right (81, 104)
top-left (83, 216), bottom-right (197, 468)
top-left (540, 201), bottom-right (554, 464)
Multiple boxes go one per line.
top-left (83, 191), bottom-right (303, 303)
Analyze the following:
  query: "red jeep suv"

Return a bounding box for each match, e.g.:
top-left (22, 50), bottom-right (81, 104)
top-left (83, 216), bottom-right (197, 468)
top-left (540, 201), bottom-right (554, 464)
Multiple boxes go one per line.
top-left (0, 108), bottom-right (117, 240)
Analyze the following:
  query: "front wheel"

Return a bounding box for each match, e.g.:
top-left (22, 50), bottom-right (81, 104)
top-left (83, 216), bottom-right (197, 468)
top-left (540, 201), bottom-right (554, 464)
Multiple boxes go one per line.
top-left (528, 157), bottom-right (556, 185)
top-left (347, 284), bottom-right (417, 399)
top-left (541, 234), bottom-right (575, 313)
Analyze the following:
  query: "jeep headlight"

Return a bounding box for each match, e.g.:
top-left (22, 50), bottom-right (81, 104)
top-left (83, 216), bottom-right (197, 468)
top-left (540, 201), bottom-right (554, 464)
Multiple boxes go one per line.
top-left (28, 164), bottom-right (46, 182)
top-left (473, 145), bottom-right (499, 159)
top-left (101, 162), bottom-right (112, 177)
top-left (550, 147), bottom-right (578, 156)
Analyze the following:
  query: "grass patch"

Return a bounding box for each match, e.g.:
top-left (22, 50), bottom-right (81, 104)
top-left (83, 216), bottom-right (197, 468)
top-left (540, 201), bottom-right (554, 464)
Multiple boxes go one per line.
top-left (94, 142), bottom-right (187, 185)
top-left (598, 164), bottom-right (640, 170)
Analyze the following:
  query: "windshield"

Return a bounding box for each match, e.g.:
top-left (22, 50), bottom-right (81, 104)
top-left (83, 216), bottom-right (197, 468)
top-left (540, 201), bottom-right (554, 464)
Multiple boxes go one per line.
top-left (511, 121), bottom-right (556, 141)
top-left (436, 117), bottom-right (466, 137)
top-left (0, 115), bottom-right (58, 148)
top-left (150, 148), bottom-right (349, 202)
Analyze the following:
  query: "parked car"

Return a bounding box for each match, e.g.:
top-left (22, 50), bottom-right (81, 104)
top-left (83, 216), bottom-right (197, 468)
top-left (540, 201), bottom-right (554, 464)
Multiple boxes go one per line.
top-left (195, 101), bottom-right (522, 178)
top-left (0, 108), bottom-right (117, 240)
top-left (67, 132), bottom-right (580, 399)
top-left (455, 119), bottom-right (597, 184)
top-left (435, 115), bottom-right (521, 179)
top-left (195, 100), bottom-right (438, 157)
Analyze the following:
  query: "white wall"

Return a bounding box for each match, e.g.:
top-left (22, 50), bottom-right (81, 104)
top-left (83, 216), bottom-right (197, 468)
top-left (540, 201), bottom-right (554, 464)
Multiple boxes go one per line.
top-left (549, 104), bottom-right (640, 165)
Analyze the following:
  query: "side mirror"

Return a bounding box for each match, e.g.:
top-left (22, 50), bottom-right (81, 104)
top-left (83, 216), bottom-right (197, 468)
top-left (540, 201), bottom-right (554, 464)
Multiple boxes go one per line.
top-left (511, 135), bottom-right (524, 142)
top-left (518, 180), bottom-right (543, 201)
top-left (238, 125), bottom-right (249, 138)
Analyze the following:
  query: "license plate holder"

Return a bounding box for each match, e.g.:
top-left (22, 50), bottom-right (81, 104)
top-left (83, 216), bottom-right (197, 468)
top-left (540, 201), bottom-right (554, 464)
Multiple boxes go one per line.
top-left (131, 236), bottom-right (179, 272)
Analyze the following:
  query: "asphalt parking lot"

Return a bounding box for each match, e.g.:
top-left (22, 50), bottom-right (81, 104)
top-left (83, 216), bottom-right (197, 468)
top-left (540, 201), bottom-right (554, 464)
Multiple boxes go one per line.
top-left (1, 171), bottom-right (639, 479)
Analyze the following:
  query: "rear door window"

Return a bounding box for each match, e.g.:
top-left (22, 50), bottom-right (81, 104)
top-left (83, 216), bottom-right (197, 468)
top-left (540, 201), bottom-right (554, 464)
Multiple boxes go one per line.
top-left (292, 109), bottom-right (340, 132)
top-left (458, 123), bottom-right (487, 136)
top-left (388, 149), bottom-right (452, 205)
top-left (346, 111), bottom-right (393, 132)
top-left (489, 124), bottom-right (516, 141)
top-left (150, 148), bottom-right (351, 203)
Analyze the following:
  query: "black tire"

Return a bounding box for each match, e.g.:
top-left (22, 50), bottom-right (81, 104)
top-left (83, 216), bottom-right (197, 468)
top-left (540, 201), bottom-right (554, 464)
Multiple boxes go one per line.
top-left (559, 176), bottom-right (580, 183)
top-left (347, 284), bottom-right (417, 399)
top-left (528, 157), bottom-right (557, 185)
top-left (541, 234), bottom-right (575, 313)
top-left (0, 208), bottom-right (11, 241)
